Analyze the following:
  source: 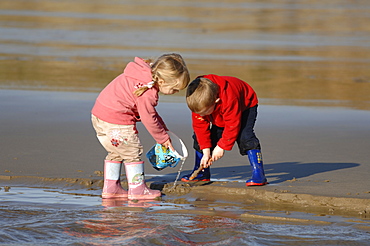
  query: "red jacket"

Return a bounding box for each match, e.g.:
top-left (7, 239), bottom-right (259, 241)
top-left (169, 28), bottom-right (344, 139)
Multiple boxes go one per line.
top-left (192, 74), bottom-right (258, 151)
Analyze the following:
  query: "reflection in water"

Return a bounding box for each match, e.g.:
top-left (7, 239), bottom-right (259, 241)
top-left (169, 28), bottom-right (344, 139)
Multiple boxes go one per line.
top-left (63, 200), bottom-right (370, 245)
top-left (0, 0), bottom-right (369, 109)
top-left (102, 197), bottom-right (161, 209)
top-left (0, 187), bottom-right (369, 245)
top-left (66, 210), bottom-right (241, 245)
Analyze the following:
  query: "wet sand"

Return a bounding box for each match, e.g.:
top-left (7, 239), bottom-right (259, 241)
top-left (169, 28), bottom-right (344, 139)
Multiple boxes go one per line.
top-left (1, 89), bottom-right (369, 218)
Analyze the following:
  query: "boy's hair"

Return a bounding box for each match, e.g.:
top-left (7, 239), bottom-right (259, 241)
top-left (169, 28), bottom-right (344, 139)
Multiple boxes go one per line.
top-left (134, 53), bottom-right (190, 96)
top-left (186, 77), bottom-right (219, 113)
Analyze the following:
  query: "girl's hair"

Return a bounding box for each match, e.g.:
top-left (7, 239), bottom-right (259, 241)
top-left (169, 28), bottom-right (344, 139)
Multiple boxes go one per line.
top-left (186, 77), bottom-right (219, 113)
top-left (134, 53), bottom-right (190, 96)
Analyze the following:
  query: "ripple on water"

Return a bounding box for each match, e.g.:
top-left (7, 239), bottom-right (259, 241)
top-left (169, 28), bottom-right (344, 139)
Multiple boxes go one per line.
top-left (0, 187), bottom-right (369, 245)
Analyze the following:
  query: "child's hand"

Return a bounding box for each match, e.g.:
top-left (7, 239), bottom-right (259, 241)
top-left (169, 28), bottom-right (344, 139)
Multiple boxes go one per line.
top-left (202, 159), bottom-right (213, 168)
top-left (162, 139), bottom-right (175, 152)
top-left (212, 145), bottom-right (224, 161)
top-left (201, 148), bottom-right (211, 168)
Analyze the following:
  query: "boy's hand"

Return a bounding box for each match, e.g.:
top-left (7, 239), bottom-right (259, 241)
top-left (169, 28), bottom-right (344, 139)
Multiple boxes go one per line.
top-left (212, 145), bottom-right (224, 161)
top-left (201, 148), bottom-right (211, 168)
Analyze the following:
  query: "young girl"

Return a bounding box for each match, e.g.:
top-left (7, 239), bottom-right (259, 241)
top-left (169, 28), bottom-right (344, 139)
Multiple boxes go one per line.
top-left (91, 53), bottom-right (190, 200)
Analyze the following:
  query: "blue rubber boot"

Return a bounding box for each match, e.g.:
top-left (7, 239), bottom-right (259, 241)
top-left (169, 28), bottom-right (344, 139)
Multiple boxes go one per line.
top-left (181, 151), bottom-right (210, 182)
top-left (246, 149), bottom-right (268, 186)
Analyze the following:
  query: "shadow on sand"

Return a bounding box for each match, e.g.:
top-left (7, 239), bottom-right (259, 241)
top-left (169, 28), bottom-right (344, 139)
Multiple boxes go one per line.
top-left (148, 162), bottom-right (360, 185)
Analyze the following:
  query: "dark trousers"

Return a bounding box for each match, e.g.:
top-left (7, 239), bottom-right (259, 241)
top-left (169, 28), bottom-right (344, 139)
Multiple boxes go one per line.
top-left (193, 105), bottom-right (261, 156)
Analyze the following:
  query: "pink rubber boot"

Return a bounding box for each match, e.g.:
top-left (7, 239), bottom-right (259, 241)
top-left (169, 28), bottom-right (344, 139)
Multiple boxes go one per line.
top-left (124, 161), bottom-right (161, 200)
top-left (102, 160), bottom-right (128, 199)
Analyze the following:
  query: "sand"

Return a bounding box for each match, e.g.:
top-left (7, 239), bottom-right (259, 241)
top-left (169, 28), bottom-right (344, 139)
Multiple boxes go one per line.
top-left (1, 89), bottom-right (369, 218)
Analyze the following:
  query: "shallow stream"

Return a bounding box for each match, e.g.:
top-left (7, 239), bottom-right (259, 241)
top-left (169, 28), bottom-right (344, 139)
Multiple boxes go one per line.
top-left (1, 186), bottom-right (369, 245)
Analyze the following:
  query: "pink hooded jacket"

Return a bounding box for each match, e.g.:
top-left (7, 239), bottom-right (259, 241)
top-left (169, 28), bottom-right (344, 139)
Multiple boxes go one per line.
top-left (91, 57), bottom-right (169, 144)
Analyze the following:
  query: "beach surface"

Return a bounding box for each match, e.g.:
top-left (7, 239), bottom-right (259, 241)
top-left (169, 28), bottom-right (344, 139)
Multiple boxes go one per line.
top-left (1, 89), bottom-right (369, 217)
top-left (1, 1), bottom-right (370, 244)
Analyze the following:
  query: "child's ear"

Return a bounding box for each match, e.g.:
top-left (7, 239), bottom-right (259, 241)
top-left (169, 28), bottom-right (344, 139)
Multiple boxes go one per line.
top-left (157, 79), bottom-right (165, 86)
top-left (215, 98), bottom-right (220, 103)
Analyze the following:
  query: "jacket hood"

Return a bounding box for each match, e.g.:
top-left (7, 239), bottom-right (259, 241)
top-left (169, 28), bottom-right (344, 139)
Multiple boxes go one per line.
top-left (202, 74), bottom-right (228, 98)
top-left (203, 74), bottom-right (227, 89)
top-left (123, 57), bottom-right (153, 83)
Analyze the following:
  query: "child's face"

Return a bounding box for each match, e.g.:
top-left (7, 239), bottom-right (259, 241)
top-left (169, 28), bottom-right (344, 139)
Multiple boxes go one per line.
top-left (158, 80), bottom-right (180, 95)
top-left (197, 104), bottom-right (216, 116)
top-left (159, 84), bottom-right (179, 95)
top-left (195, 98), bottom-right (220, 116)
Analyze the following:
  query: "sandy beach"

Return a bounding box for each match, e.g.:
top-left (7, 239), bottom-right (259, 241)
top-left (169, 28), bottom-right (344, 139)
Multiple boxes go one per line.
top-left (1, 89), bottom-right (369, 217)
top-left (1, 1), bottom-right (370, 243)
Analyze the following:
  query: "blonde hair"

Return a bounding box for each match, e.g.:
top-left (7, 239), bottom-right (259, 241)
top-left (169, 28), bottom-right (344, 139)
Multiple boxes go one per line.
top-left (186, 77), bottom-right (219, 113)
top-left (134, 53), bottom-right (190, 96)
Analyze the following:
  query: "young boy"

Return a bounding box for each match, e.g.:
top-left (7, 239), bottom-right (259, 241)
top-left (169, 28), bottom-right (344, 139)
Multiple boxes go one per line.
top-left (181, 74), bottom-right (268, 186)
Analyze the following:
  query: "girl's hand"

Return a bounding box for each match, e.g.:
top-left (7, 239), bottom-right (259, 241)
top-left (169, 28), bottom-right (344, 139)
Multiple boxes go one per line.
top-left (212, 145), bottom-right (224, 161)
top-left (162, 139), bottom-right (175, 152)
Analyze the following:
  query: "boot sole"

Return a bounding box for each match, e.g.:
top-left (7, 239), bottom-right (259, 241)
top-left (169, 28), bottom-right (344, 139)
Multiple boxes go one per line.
top-left (246, 181), bottom-right (268, 186)
top-left (128, 195), bottom-right (161, 200)
top-left (181, 178), bottom-right (211, 182)
top-left (102, 193), bottom-right (128, 199)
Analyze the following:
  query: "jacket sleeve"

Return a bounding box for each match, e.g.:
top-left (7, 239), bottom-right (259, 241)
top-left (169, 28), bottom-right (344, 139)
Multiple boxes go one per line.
top-left (217, 98), bottom-right (242, 151)
top-left (136, 89), bottom-right (169, 144)
top-left (192, 112), bottom-right (212, 150)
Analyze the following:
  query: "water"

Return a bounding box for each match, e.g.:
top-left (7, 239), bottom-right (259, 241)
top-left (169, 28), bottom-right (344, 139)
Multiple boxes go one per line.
top-left (0, 0), bottom-right (369, 109)
top-left (1, 187), bottom-right (369, 245)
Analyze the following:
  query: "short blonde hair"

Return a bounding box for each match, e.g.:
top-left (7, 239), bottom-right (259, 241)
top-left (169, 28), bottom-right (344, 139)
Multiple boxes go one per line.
top-left (186, 77), bottom-right (219, 113)
top-left (134, 53), bottom-right (190, 96)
